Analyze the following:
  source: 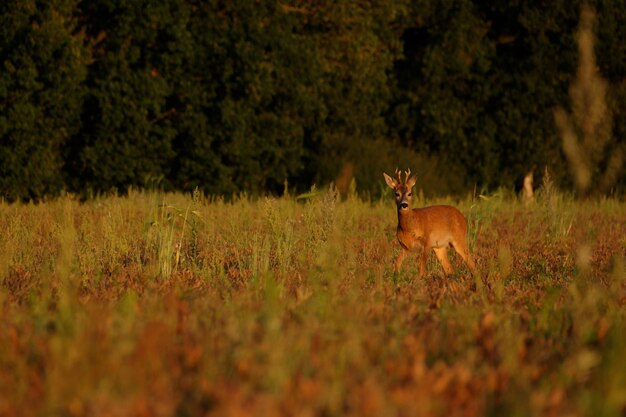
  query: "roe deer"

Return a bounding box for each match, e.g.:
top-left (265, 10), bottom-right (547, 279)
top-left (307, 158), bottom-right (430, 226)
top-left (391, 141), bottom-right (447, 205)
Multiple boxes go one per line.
top-left (384, 168), bottom-right (476, 277)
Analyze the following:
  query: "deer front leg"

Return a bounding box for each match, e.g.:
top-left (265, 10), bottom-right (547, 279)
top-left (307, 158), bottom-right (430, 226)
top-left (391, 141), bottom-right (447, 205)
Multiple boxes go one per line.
top-left (419, 245), bottom-right (430, 277)
top-left (394, 247), bottom-right (408, 273)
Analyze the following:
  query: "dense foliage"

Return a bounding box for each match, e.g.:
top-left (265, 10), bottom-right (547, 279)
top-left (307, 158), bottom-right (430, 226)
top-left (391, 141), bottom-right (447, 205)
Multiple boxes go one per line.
top-left (1, 0), bottom-right (625, 200)
top-left (0, 0), bottom-right (88, 200)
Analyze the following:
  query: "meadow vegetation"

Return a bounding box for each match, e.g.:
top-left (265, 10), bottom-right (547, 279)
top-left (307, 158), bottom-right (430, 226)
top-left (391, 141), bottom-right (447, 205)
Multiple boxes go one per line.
top-left (1, 187), bottom-right (625, 416)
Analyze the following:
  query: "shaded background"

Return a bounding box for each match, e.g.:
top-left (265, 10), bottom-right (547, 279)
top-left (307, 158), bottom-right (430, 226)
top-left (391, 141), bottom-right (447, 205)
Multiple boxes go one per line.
top-left (1, 0), bottom-right (625, 201)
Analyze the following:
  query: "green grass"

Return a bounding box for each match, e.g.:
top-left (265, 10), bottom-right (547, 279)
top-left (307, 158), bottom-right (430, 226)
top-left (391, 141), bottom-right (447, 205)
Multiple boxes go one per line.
top-left (1, 189), bottom-right (625, 417)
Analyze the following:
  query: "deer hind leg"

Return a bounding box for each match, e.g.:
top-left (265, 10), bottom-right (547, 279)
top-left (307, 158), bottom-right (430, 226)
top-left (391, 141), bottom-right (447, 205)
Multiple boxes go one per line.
top-left (433, 247), bottom-right (453, 276)
top-left (451, 239), bottom-right (476, 275)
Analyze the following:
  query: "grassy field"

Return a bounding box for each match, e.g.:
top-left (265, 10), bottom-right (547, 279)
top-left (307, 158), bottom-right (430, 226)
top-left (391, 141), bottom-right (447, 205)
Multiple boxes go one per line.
top-left (1, 187), bottom-right (625, 417)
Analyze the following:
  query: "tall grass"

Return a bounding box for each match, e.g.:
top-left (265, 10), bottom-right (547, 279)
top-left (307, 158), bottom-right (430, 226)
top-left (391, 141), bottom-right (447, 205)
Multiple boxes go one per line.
top-left (554, 4), bottom-right (624, 196)
top-left (0, 189), bottom-right (625, 416)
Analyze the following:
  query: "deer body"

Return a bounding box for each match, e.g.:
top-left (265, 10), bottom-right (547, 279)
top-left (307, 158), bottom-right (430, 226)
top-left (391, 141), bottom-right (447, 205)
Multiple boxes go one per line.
top-left (384, 169), bottom-right (476, 276)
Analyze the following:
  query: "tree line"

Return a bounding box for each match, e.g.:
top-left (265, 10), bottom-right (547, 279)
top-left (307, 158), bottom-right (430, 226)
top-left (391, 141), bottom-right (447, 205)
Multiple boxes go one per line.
top-left (1, 0), bottom-right (625, 201)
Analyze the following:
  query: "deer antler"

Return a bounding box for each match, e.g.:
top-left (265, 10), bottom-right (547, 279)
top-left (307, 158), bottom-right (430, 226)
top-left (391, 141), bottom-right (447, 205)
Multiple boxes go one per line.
top-left (395, 168), bottom-right (402, 184)
top-left (404, 168), bottom-right (411, 184)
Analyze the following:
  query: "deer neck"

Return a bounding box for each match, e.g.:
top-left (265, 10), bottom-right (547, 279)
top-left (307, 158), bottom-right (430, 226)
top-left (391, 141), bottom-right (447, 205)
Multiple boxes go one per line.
top-left (397, 208), bottom-right (416, 231)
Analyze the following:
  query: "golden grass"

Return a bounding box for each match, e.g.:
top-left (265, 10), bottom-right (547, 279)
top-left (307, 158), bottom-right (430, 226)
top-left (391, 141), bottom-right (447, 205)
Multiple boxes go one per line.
top-left (555, 4), bottom-right (624, 196)
top-left (1, 189), bottom-right (625, 417)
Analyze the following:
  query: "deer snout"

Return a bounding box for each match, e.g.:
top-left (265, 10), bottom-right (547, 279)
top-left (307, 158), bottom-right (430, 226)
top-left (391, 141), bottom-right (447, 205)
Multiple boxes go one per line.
top-left (399, 201), bottom-right (409, 210)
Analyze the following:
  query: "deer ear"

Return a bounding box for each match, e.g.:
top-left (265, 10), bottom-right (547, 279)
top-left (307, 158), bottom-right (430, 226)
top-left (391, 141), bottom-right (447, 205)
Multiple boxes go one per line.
top-left (383, 172), bottom-right (397, 189)
top-left (406, 175), bottom-right (417, 189)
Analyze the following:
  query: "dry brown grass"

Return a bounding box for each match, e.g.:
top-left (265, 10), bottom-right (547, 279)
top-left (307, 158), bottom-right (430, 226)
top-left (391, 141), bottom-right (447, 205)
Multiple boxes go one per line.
top-left (0, 190), bottom-right (625, 416)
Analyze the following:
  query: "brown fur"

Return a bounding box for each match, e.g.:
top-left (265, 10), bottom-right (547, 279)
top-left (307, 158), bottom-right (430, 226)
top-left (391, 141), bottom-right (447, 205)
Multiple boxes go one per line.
top-left (384, 169), bottom-right (476, 276)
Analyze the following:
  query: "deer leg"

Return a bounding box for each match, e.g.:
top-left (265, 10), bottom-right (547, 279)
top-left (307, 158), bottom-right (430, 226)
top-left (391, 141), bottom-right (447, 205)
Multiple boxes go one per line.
top-left (451, 240), bottom-right (477, 276)
top-left (419, 245), bottom-right (430, 277)
top-left (394, 247), bottom-right (408, 273)
top-left (433, 247), bottom-right (453, 276)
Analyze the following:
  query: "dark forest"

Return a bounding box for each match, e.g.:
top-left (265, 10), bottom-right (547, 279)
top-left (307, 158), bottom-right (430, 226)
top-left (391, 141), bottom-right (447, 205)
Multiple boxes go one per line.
top-left (1, 0), bottom-right (625, 200)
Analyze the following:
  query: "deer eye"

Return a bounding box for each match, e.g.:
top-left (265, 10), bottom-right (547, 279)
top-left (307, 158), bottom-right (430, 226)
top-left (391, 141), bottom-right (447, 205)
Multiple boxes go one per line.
top-left (395, 192), bottom-right (400, 197)
top-left (407, 192), bottom-right (412, 197)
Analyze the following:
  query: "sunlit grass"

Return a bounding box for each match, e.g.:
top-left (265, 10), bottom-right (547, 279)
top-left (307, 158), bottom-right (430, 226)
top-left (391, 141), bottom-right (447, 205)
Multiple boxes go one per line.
top-left (0, 189), bottom-right (625, 417)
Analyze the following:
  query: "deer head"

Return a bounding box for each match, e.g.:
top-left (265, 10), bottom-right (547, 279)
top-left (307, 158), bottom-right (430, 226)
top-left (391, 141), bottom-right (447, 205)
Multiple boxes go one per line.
top-left (383, 168), bottom-right (416, 211)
